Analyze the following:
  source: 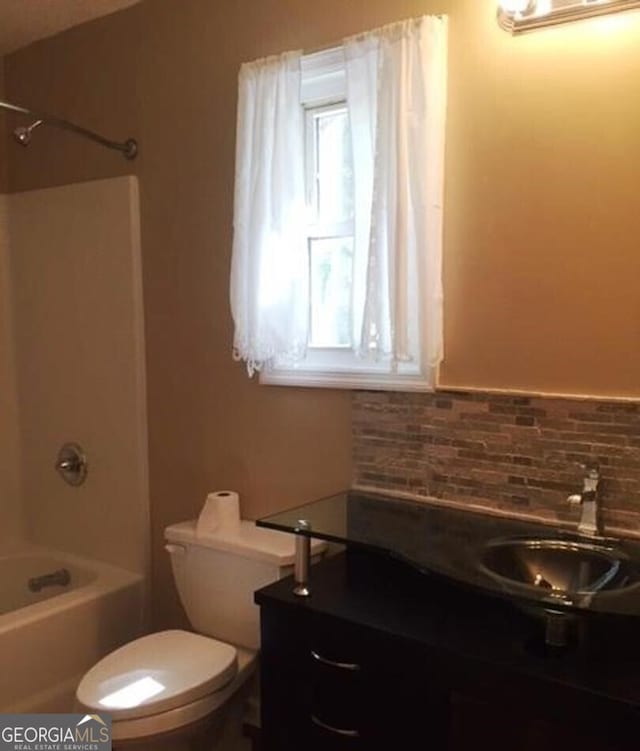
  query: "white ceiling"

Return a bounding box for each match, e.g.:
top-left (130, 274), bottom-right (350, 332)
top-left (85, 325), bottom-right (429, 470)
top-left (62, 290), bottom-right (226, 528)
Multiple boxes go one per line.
top-left (0, 0), bottom-right (141, 56)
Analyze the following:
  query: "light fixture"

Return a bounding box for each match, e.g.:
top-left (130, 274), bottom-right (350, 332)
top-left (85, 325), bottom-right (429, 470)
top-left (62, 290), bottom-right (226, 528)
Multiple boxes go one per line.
top-left (497, 0), bottom-right (640, 33)
top-left (499, 0), bottom-right (534, 13)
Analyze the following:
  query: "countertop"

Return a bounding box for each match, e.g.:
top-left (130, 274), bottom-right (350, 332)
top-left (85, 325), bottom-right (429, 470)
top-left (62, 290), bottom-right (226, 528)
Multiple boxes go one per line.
top-left (257, 490), bottom-right (640, 616)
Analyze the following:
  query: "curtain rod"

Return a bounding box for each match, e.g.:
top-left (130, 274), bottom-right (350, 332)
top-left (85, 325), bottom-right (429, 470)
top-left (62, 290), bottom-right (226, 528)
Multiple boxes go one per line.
top-left (303, 13), bottom-right (446, 56)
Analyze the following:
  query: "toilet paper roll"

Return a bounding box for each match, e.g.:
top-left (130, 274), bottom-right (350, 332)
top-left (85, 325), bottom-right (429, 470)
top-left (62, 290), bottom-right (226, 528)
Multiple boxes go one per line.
top-left (196, 490), bottom-right (241, 537)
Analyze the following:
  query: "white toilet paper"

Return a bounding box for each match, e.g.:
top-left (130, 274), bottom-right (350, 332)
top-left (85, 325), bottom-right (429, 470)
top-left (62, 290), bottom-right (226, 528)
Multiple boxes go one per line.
top-left (196, 490), bottom-right (241, 537)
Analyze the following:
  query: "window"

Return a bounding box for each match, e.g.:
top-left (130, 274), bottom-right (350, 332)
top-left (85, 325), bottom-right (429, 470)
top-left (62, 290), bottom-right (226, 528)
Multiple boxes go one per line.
top-left (306, 103), bottom-right (354, 349)
top-left (230, 17), bottom-right (448, 391)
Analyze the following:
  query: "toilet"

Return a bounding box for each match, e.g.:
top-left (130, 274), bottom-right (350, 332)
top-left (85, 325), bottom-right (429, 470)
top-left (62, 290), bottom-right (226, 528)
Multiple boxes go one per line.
top-left (76, 517), bottom-right (325, 749)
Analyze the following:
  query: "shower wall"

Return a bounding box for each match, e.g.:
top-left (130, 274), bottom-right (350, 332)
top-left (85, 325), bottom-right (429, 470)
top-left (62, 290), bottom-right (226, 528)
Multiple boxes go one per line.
top-left (0, 59), bottom-right (6, 190)
top-left (0, 59), bottom-right (24, 544)
top-left (8, 176), bottom-right (149, 574)
top-left (0, 193), bottom-right (23, 544)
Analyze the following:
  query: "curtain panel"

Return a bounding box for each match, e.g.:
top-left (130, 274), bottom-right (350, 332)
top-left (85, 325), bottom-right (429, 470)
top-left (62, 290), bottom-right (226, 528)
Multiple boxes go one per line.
top-left (230, 16), bottom-right (447, 385)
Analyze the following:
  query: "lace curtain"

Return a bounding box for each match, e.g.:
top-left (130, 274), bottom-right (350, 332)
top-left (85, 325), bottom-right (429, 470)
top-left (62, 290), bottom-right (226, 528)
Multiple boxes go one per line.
top-left (230, 50), bottom-right (307, 376)
top-left (230, 16), bottom-right (448, 384)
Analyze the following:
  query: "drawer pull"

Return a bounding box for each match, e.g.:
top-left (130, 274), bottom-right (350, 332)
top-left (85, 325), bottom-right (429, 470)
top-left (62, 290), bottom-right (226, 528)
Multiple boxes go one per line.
top-left (311, 714), bottom-right (360, 738)
top-left (311, 650), bottom-right (361, 671)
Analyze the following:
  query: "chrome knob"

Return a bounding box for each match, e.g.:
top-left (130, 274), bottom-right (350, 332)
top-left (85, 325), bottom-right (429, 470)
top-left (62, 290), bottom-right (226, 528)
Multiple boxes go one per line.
top-left (55, 443), bottom-right (88, 486)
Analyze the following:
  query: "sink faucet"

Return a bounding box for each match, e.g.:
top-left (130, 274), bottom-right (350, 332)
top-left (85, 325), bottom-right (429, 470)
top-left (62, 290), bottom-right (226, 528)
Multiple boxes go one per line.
top-left (567, 466), bottom-right (601, 537)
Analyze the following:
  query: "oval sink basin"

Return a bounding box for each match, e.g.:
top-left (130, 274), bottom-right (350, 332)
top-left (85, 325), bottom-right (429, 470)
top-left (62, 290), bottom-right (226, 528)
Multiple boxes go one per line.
top-left (479, 538), bottom-right (632, 596)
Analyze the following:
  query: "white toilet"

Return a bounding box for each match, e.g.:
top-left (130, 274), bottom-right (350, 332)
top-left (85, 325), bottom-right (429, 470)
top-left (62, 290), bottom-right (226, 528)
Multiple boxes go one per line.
top-left (76, 517), bottom-right (324, 749)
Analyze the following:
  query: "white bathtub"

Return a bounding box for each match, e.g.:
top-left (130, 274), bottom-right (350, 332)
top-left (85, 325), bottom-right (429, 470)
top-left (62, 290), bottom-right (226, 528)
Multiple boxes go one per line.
top-left (0, 545), bottom-right (145, 713)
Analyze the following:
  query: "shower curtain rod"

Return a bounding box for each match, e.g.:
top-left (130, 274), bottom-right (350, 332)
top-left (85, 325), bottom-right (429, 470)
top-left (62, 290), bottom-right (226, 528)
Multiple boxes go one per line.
top-left (0, 98), bottom-right (138, 160)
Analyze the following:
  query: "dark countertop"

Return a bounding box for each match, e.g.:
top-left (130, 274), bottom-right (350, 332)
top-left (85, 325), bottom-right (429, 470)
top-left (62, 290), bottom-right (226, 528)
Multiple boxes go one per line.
top-left (255, 548), bottom-right (640, 726)
top-left (257, 490), bottom-right (640, 616)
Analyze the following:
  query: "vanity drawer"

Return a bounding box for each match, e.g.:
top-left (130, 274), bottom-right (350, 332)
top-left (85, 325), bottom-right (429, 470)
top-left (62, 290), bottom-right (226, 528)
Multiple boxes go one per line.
top-left (309, 652), bottom-right (364, 733)
top-left (258, 554), bottom-right (450, 751)
top-left (309, 714), bottom-right (363, 751)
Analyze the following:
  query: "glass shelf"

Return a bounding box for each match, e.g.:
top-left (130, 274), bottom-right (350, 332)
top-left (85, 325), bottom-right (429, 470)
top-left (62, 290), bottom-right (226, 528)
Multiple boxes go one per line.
top-left (257, 489), bottom-right (640, 616)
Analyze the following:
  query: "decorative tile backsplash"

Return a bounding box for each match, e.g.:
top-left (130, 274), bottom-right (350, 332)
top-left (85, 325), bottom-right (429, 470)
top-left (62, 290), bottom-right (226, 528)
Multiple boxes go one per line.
top-left (352, 391), bottom-right (640, 536)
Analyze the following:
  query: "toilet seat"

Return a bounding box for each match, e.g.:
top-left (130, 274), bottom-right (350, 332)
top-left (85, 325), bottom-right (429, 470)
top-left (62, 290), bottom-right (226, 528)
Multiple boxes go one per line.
top-left (77, 630), bottom-right (239, 721)
top-left (107, 647), bottom-right (257, 742)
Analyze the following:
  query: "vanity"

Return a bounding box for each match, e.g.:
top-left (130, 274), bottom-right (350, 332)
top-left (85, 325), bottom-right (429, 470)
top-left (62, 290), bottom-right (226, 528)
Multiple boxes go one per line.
top-left (255, 491), bottom-right (640, 750)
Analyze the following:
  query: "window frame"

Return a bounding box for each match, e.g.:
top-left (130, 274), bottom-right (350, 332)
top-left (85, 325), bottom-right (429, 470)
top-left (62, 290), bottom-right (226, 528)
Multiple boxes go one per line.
top-left (259, 46), bottom-right (436, 392)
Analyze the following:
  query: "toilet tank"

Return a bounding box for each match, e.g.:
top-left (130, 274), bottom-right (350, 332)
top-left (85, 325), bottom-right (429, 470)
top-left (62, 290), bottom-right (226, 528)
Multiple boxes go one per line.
top-left (165, 520), bottom-right (325, 650)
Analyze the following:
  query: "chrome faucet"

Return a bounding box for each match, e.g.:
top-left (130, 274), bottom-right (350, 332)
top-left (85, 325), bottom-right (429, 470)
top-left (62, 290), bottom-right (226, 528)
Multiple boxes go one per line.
top-left (567, 466), bottom-right (601, 537)
top-left (28, 568), bottom-right (71, 592)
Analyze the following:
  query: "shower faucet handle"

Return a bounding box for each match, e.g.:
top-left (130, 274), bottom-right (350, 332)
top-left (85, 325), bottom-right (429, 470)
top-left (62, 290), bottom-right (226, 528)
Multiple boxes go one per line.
top-left (56, 457), bottom-right (81, 472)
top-left (55, 442), bottom-right (88, 487)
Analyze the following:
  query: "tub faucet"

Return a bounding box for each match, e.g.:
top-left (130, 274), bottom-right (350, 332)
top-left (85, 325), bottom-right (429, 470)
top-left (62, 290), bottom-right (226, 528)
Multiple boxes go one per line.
top-left (567, 466), bottom-right (601, 537)
top-left (28, 568), bottom-right (71, 592)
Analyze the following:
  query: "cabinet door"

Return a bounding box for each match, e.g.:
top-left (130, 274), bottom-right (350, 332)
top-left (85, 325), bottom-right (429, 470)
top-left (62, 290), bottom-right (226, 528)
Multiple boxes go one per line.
top-left (449, 692), bottom-right (635, 751)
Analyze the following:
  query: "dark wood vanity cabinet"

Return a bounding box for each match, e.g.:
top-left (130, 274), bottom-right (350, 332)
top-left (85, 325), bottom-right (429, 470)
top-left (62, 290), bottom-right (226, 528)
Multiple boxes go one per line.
top-left (260, 603), bottom-right (447, 750)
top-left (257, 551), bottom-right (640, 751)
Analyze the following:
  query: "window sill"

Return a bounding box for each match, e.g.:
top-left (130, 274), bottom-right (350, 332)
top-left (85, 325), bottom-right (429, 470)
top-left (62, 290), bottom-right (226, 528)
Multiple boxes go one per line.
top-left (260, 365), bottom-right (436, 392)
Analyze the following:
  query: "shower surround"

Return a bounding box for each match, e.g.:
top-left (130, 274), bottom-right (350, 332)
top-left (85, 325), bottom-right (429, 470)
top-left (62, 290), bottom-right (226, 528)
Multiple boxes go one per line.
top-left (0, 176), bottom-right (149, 710)
top-left (0, 194), bottom-right (22, 543)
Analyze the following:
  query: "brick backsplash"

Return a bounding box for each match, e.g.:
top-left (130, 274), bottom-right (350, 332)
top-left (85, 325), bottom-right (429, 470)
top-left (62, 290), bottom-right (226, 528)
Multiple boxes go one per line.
top-left (352, 391), bottom-right (640, 536)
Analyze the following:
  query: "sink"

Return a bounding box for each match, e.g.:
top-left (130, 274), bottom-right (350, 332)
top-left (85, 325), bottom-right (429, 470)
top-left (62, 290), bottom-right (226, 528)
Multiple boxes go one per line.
top-left (479, 538), bottom-right (634, 597)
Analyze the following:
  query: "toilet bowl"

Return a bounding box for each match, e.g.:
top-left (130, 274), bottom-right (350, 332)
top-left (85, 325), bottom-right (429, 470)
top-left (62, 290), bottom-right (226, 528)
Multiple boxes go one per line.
top-left (76, 517), bottom-right (325, 748)
top-left (77, 630), bottom-right (255, 744)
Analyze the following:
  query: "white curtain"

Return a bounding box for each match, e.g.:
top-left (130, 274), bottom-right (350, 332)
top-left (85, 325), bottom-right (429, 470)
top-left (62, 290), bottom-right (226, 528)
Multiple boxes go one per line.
top-left (345, 16), bottom-right (448, 378)
top-left (230, 50), bottom-right (307, 376)
top-left (230, 17), bottom-right (447, 383)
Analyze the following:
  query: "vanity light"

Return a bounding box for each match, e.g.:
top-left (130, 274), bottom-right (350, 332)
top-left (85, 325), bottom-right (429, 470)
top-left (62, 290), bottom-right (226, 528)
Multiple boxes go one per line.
top-left (497, 0), bottom-right (640, 33)
top-left (499, 0), bottom-right (533, 13)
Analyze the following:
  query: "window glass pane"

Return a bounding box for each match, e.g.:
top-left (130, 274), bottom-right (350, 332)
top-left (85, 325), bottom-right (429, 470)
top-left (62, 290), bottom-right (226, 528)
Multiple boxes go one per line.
top-left (315, 109), bottom-right (354, 224)
top-left (309, 237), bottom-right (354, 348)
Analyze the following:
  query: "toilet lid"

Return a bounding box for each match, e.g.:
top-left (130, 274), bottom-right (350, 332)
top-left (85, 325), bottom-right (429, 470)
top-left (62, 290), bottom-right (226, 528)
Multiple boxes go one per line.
top-left (76, 630), bottom-right (238, 721)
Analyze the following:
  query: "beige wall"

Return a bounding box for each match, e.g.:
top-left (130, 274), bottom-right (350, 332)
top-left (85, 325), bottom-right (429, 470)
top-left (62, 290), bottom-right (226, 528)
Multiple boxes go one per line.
top-left (8, 177), bottom-right (149, 574)
top-left (3, 0), bottom-right (638, 623)
top-left (4, 0), bottom-right (354, 627)
top-left (442, 6), bottom-right (640, 397)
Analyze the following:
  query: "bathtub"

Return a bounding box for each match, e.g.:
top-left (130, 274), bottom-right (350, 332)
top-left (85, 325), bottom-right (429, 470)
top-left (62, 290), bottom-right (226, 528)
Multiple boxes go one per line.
top-left (0, 545), bottom-right (145, 713)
